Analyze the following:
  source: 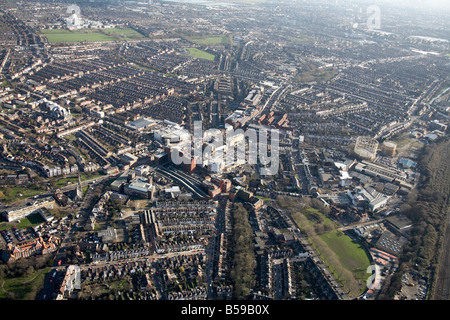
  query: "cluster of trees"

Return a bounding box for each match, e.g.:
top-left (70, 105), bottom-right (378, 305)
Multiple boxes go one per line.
top-left (405, 142), bottom-right (448, 265)
top-left (105, 198), bottom-right (123, 219)
top-left (0, 254), bottom-right (53, 299)
top-left (292, 262), bottom-right (319, 299)
top-left (381, 138), bottom-right (450, 299)
top-left (62, 244), bottom-right (84, 265)
top-left (278, 195), bottom-right (333, 235)
top-left (0, 255), bottom-right (52, 279)
top-left (163, 266), bottom-right (203, 295)
top-left (292, 209), bottom-right (335, 236)
top-left (276, 195), bottom-right (330, 216)
top-left (229, 203), bottom-right (255, 299)
top-left (79, 279), bottom-right (133, 300)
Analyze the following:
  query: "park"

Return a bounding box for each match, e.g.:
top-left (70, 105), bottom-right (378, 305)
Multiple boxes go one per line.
top-left (280, 196), bottom-right (372, 297)
top-left (40, 28), bottom-right (146, 43)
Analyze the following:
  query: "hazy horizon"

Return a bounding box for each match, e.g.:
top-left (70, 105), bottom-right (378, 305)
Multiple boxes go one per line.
top-left (336, 0), bottom-right (450, 11)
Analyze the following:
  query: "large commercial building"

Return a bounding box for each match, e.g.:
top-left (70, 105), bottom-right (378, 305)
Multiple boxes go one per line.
top-left (125, 118), bottom-right (156, 131)
top-left (2, 235), bottom-right (59, 262)
top-left (124, 179), bottom-right (155, 199)
top-left (1, 196), bottom-right (56, 222)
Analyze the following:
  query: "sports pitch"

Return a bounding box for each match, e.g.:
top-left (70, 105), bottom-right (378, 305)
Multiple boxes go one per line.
top-left (184, 47), bottom-right (216, 60)
top-left (40, 28), bottom-right (145, 43)
top-left (184, 36), bottom-right (229, 46)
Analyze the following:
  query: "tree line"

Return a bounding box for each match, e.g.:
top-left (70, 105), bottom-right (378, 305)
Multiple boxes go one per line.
top-left (379, 137), bottom-right (450, 299)
top-left (229, 203), bottom-right (256, 299)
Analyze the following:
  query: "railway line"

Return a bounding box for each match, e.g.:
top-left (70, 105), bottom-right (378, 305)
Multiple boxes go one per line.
top-left (155, 166), bottom-right (209, 199)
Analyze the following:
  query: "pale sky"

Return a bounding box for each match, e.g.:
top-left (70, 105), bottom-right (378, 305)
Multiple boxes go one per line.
top-left (367, 0), bottom-right (450, 11)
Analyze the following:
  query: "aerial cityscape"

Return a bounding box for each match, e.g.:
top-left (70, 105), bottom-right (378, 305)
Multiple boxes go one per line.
top-left (0, 0), bottom-right (449, 308)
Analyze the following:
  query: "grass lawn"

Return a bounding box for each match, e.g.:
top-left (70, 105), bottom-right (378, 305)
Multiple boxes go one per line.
top-left (289, 203), bottom-right (370, 296)
top-left (319, 230), bottom-right (372, 286)
top-left (127, 199), bottom-right (152, 210)
top-left (1, 185), bottom-right (46, 204)
top-left (52, 173), bottom-right (103, 189)
top-left (16, 213), bottom-right (46, 229)
top-left (40, 29), bottom-right (115, 42)
top-left (130, 62), bottom-right (176, 77)
top-left (256, 195), bottom-right (271, 202)
top-left (291, 206), bottom-right (337, 231)
top-left (109, 279), bottom-right (131, 291)
top-left (0, 213), bottom-right (46, 231)
top-left (64, 134), bottom-right (77, 141)
top-left (184, 47), bottom-right (215, 61)
top-left (390, 131), bottom-right (424, 157)
top-left (0, 267), bottom-right (50, 300)
top-left (1, 79), bottom-right (12, 87)
top-left (303, 207), bottom-right (333, 225)
top-left (390, 132), bottom-right (413, 148)
top-left (40, 28), bottom-right (145, 43)
top-left (101, 28), bottom-right (146, 40)
top-left (184, 36), bottom-right (228, 46)
top-left (294, 62), bottom-right (337, 84)
top-left (296, 68), bottom-right (337, 84)
top-left (286, 35), bottom-right (310, 43)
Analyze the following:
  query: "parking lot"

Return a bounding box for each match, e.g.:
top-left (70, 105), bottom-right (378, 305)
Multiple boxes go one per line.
top-left (1, 225), bottom-right (37, 247)
top-left (1, 216), bottom-right (72, 252)
top-left (399, 271), bottom-right (428, 300)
